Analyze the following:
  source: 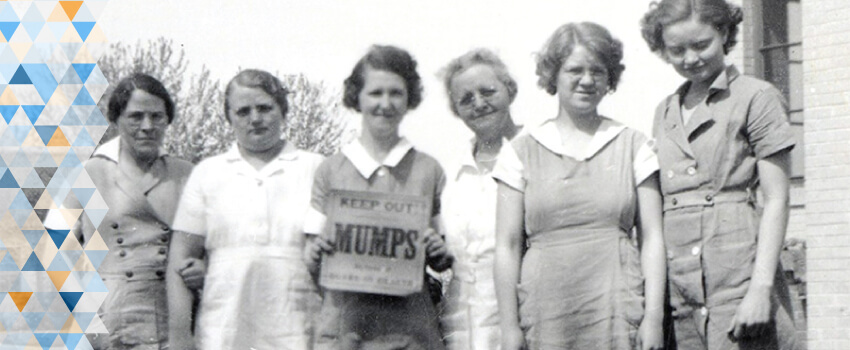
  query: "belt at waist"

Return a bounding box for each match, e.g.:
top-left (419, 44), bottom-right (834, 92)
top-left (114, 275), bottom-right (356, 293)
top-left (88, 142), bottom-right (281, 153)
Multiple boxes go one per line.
top-left (663, 190), bottom-right (752, 212)
top-left (527, 226), bottom-right (628, 248)
top-left (100, 267), bottom-right (167, 281)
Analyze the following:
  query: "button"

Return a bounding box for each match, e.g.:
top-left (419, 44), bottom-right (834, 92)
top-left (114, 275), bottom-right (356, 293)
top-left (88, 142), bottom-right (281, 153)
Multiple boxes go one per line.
top-left (671, 198), bottom-right (678, 205)
top-left (691, 246), bottom-right (701, 255)
top-left (111, 223), bottom-right (119, 229)
top-left (160, 235), bottom-right (169, 243)
top-left (156, 270), bottom-right (164, 277)
top-left (705, 194), bottom-right (713, 202)
top-left (125, 271), bottom-right (134, 278)
top-left (116, 237), bottom-right (124, 244)
top-left (687, 166), bottom-right (697, 175)
top-left (667, 170), bottom-right (675, 179)
top-left (161, 224), bottom-right (170, 231)
top-left (119, 250), bottom-right (126, 257)
top-left (377, 168), bottom-right (387, 177)
top-left (700, 307), bottom-right (708, 316)
top-left (159, 247), bottom-right (167, 255)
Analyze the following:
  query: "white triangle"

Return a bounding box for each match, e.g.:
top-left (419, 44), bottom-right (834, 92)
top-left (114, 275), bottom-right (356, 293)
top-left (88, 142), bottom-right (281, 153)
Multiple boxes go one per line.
top-left (58, 274), bottom-right (83, 292)
top-left (73, 290), bottom-right (106, 313)
top-left (86, 313), bottom-right (108, 334)
top-left (35, 105), bottom-right (68, 126)
top-left (0, 293), bottom-right (23, 312)
top-left (9, 85), bottom-right (43, 105)
top-left (46, 295), bottom-right (70, 312)
top-left (21, 271), bottom-right (56, 292)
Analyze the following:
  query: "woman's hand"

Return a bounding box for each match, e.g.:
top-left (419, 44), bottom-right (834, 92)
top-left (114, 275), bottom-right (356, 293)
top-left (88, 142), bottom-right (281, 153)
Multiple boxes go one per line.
top-left (501, 324), bottom-right (527, 350)
top-left (304, 235), bottom-right (334, 274)
top-left (728, 285), bottom-right (773, 340)
top-left (176, 258), bottom-right (205, 291)
top-left (638, 316), bottom-right (664, 350)
top-left (423, 228), bottom-right (453, 272)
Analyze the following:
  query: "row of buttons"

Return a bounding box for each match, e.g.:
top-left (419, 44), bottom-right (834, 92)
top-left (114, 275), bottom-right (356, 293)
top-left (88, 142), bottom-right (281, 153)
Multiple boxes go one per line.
top-left (669, 194), bottom-right (714, 206)
top-left (666, 166), bottom-right (698, 179)
top-left (124, 270), bottom-right (165, 278)
top-left (111, 222), bottom-right (171, 232)
top-left (118, 247), bottom-right (167, 257)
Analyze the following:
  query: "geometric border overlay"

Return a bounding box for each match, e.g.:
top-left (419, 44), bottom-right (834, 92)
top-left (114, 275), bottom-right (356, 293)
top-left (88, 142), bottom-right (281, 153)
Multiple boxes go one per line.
top-left (0, 1), bottom-right (108, 348)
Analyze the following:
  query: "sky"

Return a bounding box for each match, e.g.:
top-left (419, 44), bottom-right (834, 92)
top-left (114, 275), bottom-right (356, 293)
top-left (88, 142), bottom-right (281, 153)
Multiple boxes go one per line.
top-left (100, 0), bottom-right (685, 162)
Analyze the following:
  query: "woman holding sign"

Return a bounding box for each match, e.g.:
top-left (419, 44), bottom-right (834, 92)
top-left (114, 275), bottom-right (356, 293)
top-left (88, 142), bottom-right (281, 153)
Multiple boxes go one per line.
top-left (167, 69), bottom-right (324, 350)
top-left (493, 23), bottom-right (666, 350)
top-left (304, 45), bottom-right (453, 350)
top-left (438, 48), bottom-right (521, 350)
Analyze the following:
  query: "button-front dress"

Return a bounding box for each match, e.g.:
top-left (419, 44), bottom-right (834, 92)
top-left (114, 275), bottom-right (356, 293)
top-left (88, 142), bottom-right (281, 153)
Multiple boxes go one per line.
top-left (493, 118), bottom-right (658, 349)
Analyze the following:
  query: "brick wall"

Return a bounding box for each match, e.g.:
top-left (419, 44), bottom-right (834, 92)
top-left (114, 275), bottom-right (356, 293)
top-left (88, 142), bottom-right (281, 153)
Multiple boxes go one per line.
top-left (802, 0), bottom-right (850, 348)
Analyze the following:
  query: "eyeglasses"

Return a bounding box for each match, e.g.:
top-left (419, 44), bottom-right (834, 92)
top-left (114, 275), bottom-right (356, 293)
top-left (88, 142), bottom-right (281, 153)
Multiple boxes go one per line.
top-left (453, 86), bottom-right (500, 110)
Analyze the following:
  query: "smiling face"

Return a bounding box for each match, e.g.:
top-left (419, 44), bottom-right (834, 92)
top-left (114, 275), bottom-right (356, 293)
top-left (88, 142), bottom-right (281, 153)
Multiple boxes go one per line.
top-left (227, 84), bottom-right (284, 153)
top-left (661, 16), bottom-right (727, 86)
top-left (449, 64), bottom-right (513, 139)
top-left (555, 45), bottom-right (610, 116)
top-left (358, 67), bottom-right (409, 140)
top-left (117, 89), bottom-right (168, 161)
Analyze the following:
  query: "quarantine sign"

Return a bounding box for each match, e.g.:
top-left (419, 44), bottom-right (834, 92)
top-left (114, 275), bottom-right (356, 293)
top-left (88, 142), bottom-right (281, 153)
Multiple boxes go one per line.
top-left (319, 190), bottom-right (431, 296)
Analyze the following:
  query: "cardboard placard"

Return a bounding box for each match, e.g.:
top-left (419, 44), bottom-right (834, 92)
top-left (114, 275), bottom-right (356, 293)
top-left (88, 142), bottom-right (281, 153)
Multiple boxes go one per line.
top-left (319, 189), bottom-right (431, 296)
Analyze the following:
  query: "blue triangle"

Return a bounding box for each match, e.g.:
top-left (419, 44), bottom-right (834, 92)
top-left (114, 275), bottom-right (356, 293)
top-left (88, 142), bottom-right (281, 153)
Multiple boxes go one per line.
top-left (34, 126), bottom-right (57, 145)
top-left (33, 292), bottom-right (55, 309)
top-left (71, 271), bottom-right (95, 288)
top-left (46, 253), bottom-right (70, 271)
top-left (21, 171), bottom-right (44, 188)
top-left (0, 105), bottom-right (18, 123)
top-left (21, 312), bottom-right (44, 331)
top-left (0, 253), bottom-right (20, 270)
top-left (60, 109), bottom-right (82, 125)
top-left (22, 105), bottom-right (45, 124)
top-left (47, 229), bottom-right (70, 249)
top-left (9, 125), bottom-right (32, 143)
top-left (21, 64), bottom-right (58, 104)
top-left (10, 272), bottom-right (32, 292)
top-left (59, 251), bottom-right (83, 269)
top-left (21, 21), bottom-right (43, 39)
top-left (72, 64), bottom-right (95, 82)
top-left (85, 108), bottom-right (107, 126)
top-left (84, 271), bottom-right (107, 292)
top-left (9, 65), bottom-right (31, 84)
top-left (34, 332), bottom-right (57, 349)
top-left (21, 230), bottom-right (43, 248)
top-left (58, 292), bottom-right (83, 312)
top-left (60, 151), bottom-right (81, 167)
top-left (72, 87), bottom-right (95, 106)
top-left (46, 312), bottom-right (69, 330)
top-left (83, 251), bottom-right (107, 271)
top-left (0, 169), bottom-right (20, 188)
top-left (59, 67), bottom-right (82, 84)
top-left (84, 209), bottom-right (107, 228)
top-left (72, 127), bottom-right (95, 146)
top-left (71, 311), bottom-right (95, 331)
top-left (9, 189), bottom-right (33, 210)
top-left (21, 4), bottom-right (44, 23)
top-left (71, 188), bottom-right (94, 206)
top-left (0, 22), bottom-right (19, 41)
top-left (59, 333), bottom-right (83, 350)
top-left (33, 151), bottom-right (57, 167)
top-left (0, 3), bottom-right (20, 22)
top-left (0, 314), bottom-right (21, 335)
top-left (9, 209), bottom-right (31, 226)
top-left (21, 252), bottom-right (46, 271)
top-left (10, 149), bottom-right (32, 167)
top-left (71, 22), bottom-right (95, 42)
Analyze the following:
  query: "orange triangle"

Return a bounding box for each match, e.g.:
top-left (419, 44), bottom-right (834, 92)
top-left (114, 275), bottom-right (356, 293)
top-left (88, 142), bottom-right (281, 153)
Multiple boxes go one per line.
top-left (9, 292), bottom-right (33, 312)
top-left (0, 86), bottom-right (19, 105)
top-left (47, 271), bottom-right (71, 291)
top-left (59, 1), bottom-right (84, 20)
top-left (47, 128), bottom-right (70, 147)
top-left (60, 315), bottom-right (83, 333)
top-left (48, 3), bottom-right (71, 22)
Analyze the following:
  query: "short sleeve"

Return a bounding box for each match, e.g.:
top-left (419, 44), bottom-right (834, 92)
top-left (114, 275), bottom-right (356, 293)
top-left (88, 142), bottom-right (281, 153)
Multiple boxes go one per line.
top-left (172, 163), bottom-right (208, 236)
top-left (633, 134), bottom-right (660, 185)
top-left (747, 86), bottom-right (796, 159)
top-left (303, 159), bottom-right (332, 235)
top-left (491, 141), bottom-right (526, 191)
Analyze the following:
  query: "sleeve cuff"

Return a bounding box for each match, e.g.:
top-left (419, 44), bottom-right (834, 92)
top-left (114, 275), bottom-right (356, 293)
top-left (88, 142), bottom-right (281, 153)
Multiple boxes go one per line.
top-left (634, 138), bottom-right (660, 184)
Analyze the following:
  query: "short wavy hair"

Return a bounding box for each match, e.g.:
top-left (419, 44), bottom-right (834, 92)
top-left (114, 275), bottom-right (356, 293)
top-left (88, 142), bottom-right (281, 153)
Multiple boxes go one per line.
top-left (343, 45), bottom-right (423, 111)
top-left (536, 22), bottom-right (625, 95)
top-left (440, 48), bottom-right (518, 116)
top-left (108, 73), bottom-right (175, 124)
top-left (224, 69), bottom-right (289, 123)
top-left (640, 0), bottom-right (743, 54)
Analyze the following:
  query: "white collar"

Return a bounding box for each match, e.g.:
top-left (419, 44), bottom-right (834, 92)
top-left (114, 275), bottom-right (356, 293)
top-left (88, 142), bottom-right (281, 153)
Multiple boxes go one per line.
top-left (222, 140), bottom-right (300, 163)
top-left (529, 117), bottom-right (625, 160)
top-left (92, 136), bottom-right (167, 163)
top-left (342, 138), bottom-right (413, 179)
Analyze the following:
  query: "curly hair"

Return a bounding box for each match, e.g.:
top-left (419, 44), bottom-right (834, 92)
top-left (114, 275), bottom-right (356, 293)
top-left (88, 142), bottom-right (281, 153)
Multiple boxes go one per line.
top-left (108, 73), bottom-right (175, 124)
top-left (343, 45), bottom-right (423, 111)
top-left (640, 0), bottom-right (744, 54)
top-left (223, 69), bottom-right (289, 123)
top-left (440, 48), bottom-right (518, 116)
top-left (535, 22), bottom-right (625, 95)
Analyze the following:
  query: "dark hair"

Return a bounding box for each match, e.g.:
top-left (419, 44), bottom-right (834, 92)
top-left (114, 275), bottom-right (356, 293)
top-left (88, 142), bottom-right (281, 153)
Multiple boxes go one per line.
top-left (107, 73), bottom-right (175, 123)
top-left (536, 22), bottom-right (625, 95)
top-left (640, 0), bottom-right (744, 54)
top-left (343, 45), bottom-right (423, 111)
top-left (224, 69), bottom-right (289, 123)
top-left (440, 48), bottom-right (518, 116)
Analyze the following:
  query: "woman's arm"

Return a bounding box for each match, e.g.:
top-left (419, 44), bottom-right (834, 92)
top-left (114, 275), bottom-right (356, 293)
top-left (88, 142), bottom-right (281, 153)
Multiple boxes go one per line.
top-left (494, 181), bottom-right (527, 350)
top-left (635, 174), bottom-right (666, 350)
top-left (167, 231), bottom-right (206, 350)
top-left (729, 150), bottom-right (791, 339)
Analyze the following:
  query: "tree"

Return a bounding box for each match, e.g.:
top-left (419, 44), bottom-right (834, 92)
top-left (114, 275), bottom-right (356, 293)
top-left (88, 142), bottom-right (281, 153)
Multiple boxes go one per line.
top-left (97, 37), bottom-right (347, 163)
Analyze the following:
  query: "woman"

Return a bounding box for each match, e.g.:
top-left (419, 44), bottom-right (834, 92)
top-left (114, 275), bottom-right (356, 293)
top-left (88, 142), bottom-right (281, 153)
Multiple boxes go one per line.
top-left (303, 45), bottom-right (453, 350)
top-left (167, 69), bottom-right (324, 350)
top-left (641, 1), bottom-right (799, 348)
top-left (438, 48), bottom-right (521, 350)
top-left (493, 23), bottom-right (666, 350)
top-left (44, 74), bottom-right (202, 349)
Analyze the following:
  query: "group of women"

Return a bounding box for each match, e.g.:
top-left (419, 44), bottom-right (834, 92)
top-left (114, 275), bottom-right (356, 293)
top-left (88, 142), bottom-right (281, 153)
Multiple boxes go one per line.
top-left (72, 0), bottom-right (801, 349)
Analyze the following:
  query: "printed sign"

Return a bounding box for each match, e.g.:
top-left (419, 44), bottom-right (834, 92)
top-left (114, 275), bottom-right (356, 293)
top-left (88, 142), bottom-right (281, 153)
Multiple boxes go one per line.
top-left (319, 190), bottom-right (431, 296)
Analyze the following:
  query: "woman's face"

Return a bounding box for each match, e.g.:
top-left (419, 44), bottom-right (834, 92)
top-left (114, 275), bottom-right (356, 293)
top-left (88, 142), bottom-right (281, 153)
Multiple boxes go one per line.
top-left (358, 67), bottom-right (409, 140)
top-left (449, 64), bottom-right (512, 139)
top-left (555, 45), bottom-right (610, 116)
top-left (116, 89), bottom-right (168, 161)
top-left (227, 85), bottom-right (284, 153)
top-left (661, 16), bottom-right (727, 85)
